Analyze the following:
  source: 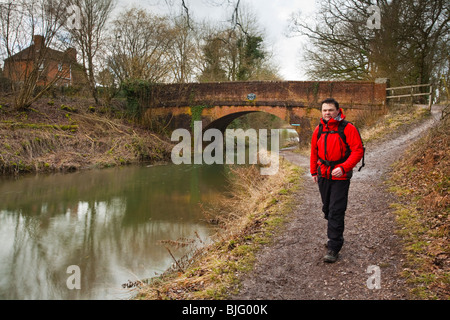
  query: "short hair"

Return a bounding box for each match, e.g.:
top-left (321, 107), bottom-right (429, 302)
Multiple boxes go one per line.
top-left (321, 98), bottom-right (339, 110)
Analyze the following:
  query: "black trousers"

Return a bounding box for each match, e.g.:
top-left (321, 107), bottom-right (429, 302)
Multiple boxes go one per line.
top-left (318, 177), bottom-right (350, 253)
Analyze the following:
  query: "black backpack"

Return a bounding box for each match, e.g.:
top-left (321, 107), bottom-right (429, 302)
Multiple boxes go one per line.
top-left (316, 120), bottom-right (365, 172)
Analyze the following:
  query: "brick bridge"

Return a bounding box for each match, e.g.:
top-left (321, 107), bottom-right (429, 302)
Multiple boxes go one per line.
top-left (136, 80), bottom-right (387, 142)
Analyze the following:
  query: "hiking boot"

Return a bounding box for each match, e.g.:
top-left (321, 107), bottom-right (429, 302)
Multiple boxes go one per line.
top-left (323, 250), bottom-right (339, 263)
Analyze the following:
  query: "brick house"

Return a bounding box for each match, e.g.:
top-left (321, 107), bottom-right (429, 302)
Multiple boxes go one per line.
top-left (3, 35), bottom-right (85, 87)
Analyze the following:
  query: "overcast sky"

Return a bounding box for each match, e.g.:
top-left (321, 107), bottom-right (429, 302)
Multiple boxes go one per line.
top-left (115, 0), bottom-right (317, 80)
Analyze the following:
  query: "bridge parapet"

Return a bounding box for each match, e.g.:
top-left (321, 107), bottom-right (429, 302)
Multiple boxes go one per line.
top-left (136, 80), bottom-right (387, 110)
top-left (135, 80), bottom-right (387, 144)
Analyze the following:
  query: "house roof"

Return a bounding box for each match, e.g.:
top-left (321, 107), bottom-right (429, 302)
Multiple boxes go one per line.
top-left (4, 39), bottom-right (77, 63)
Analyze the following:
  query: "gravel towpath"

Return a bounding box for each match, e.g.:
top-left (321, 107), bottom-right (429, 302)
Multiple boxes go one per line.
top-left (233, 108), bottom-right (441, 300)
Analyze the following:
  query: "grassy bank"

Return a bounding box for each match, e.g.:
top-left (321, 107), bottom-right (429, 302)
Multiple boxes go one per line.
top-left (359, 104), bottom-right (431, 143)
top-left (0, 96), bottom-right (173, 175)
top-left (135, 160), bottom-right (303, 299)
top-left (359, 103), bottom-right (448, 299)
top-left (388, 106), bottom-right (449, 299)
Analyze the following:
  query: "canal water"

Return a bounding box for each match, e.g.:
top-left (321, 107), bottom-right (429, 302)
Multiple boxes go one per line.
top-left (0, 128), bottom-right (298, 300)
top-left (0, 164), bottom-right (228, 300)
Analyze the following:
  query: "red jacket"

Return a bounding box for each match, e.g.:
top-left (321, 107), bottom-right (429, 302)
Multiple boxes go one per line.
top-left (310, 109), bottom-right (364, 180)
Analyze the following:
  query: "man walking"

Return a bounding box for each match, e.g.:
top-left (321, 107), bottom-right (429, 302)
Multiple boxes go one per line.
top-left (310, 98), bottom-right (364, 263)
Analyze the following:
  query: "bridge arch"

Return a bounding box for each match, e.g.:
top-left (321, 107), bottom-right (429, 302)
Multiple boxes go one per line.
top-left (203, 111), bottom-right (256, 133)
top-left (137, 80), bottom-right (387, 142)
top-left (199, 107), bottom-right (317, 147)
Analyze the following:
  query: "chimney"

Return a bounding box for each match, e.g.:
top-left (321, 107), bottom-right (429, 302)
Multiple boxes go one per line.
top-left (33, 35), bottom-right (45, 50)
top-left (65, 48), bottom-right (77, 61)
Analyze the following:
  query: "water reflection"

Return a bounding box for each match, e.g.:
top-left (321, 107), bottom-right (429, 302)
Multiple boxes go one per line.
top-left (0, 164), bottom-right (227, 300)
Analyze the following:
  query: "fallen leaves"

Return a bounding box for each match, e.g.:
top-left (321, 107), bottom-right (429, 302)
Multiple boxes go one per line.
top-left (388, 110), bottom-right (449, 299)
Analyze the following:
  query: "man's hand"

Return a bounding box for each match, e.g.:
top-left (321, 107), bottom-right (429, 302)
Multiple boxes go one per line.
top-left (312, 175), bottom-right (318, 183)
top-left (331, 167), bottom-right (343, 178)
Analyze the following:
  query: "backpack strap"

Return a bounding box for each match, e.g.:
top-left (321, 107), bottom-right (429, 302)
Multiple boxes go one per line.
top-left (317, 123), bottom-right (324, 142)
top-left (338, 120), bottom-right (351, 160)
top-left (340, 120), bottom-right (365, 172)
top-left (316, 120), bottom-right (365, 172)
top-left (317, 121), bottom-right (350, 175)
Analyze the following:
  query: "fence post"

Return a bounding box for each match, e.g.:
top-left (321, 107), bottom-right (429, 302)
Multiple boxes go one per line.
top-left (428, 85), bottom-right (433, 111)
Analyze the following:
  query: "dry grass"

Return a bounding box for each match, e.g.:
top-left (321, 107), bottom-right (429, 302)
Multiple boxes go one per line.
top-left (360, 104), bottom-right (430, 143)
top-left (388, 105), bottom-right (449, 299)
top-left (0, 96), bottom-right (173, 174)
top-left (134, 159), bottom-right (303, 300)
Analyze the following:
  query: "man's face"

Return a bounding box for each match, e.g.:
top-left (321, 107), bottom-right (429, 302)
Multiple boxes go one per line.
top-left (321, 103), bottom-right (339, 121)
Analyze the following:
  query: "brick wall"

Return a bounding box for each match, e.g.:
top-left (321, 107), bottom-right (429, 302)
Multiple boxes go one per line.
top-left (145, 80), bottom-right (387, 110)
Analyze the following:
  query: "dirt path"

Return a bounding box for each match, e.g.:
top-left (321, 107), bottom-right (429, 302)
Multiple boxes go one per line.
top-left (233, 107), bottom-right (442, 300)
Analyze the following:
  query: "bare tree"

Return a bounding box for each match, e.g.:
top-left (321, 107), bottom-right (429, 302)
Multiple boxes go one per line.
top-left (106, 7), bottom-right (174, 84)
top-left (66, 0), bottom-right (115, 105)
top-left (197, 26), bottom-right (228, 82)
top-left (163, 0), bottom-right (242, 30)
top-left (0, 0), bottom-right (73, 110)
top-left (197, 3), bottom-right (279, 82)
top-left (401, 0), bottom-right (450, 86)
top-left (289, 0), bottom-right (450, 87)
top-left (167, 15), bottom-right (200, 83)
top-left (289, 0), bottom-right (376, 81)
